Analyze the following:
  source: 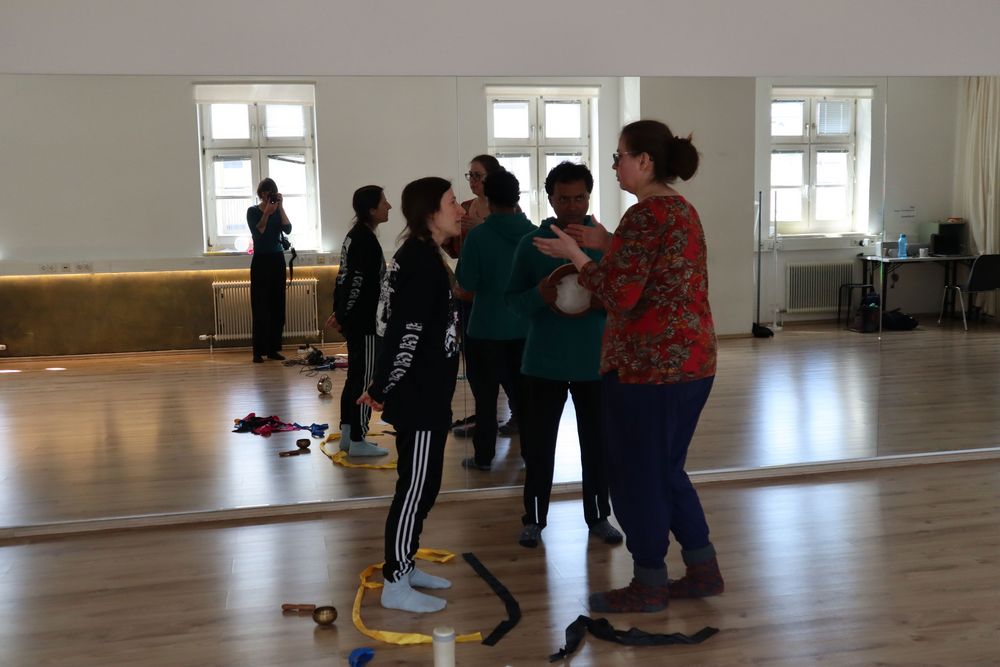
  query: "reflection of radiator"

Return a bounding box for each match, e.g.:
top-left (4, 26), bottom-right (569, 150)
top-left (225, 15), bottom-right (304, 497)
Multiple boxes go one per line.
top-left (785, 262), bottom-right (856, 313)
top-left (212, 279), bottom-right (319, 341)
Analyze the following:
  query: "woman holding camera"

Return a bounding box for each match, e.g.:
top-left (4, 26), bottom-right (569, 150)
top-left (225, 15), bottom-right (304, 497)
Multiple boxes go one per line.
top-left (247, 177), bottom-right (292, 363)
top-left (358, 177), bottom-right (464, 613)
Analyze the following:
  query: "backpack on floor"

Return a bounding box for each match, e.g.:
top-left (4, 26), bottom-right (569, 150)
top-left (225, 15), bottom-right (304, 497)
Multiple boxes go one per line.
top-left (883, 308), bottom-right (919, 331)
top-left (853, 292), bottom-right (881, 333)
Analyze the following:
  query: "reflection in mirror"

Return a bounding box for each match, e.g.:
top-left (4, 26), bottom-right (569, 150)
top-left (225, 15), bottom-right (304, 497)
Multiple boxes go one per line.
top-left (2, 74), bottom-right (999, 535)
top-left (876, 77), bottom-right (1000, 459)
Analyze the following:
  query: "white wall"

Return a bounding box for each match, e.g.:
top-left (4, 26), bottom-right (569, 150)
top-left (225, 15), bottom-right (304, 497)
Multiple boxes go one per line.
top-left (0, 76), bottom-right (204, 264)
top-left (0, 75), bottom-right (463, 272)
top-left (2, 1), bottom-right (998, 76)
top-left (638, 77), bottom-right (758, 335)
top-left (315, 76), bottom-right (460, 254)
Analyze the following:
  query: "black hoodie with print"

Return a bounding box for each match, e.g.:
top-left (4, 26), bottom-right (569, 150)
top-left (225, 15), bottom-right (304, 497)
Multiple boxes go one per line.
top-left (368, 237), bottom-right (459, 431)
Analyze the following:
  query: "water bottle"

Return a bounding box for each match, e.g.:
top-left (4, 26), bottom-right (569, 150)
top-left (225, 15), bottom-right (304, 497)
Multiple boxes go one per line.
top-left (897, 233), bottom-right (907, 259)
top-left (433, 626), bottom-right (456, 667)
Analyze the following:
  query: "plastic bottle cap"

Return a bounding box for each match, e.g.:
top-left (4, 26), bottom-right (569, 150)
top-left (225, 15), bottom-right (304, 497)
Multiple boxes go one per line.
top-left (433, 626), bottom-right (456, 641)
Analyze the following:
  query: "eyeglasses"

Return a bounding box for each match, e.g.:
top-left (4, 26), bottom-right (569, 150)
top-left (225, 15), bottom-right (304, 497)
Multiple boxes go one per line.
top-left (612, 151), bottom-right (638, 167)
top-left (464, 172), bottom-right (486, 182)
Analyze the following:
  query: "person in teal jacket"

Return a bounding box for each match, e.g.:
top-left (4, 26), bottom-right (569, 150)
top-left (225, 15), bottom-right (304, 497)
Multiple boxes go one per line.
top-left (505, 162), bottom-right (622, 549)
top-left (456, 170), bottom-right (536, 470)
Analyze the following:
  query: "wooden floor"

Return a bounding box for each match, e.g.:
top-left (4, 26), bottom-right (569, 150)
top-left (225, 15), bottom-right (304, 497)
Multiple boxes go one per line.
top-left (2, 321), bottom-right (1000, 531)
top-left (1, 460), bottom-right (997, 666)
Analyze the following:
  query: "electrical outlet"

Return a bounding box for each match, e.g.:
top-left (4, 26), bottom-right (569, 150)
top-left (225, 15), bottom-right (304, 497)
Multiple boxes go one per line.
top-left (39, 264), bottom-right (55, 273)
top-left (60, 263), bottom-right (72, 273)
top-left (0, 344), bottom-right (7, 352)
top-left (75, 262), bottom-right (93, 273)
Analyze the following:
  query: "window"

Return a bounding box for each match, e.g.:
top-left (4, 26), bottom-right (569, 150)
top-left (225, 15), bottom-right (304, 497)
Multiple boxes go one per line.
top-left (770, 89), bottom-right (872, 236)
top-left (486, 88), bottom-right (598, 223)
top-left (195, 84), bottom-right (320, 252)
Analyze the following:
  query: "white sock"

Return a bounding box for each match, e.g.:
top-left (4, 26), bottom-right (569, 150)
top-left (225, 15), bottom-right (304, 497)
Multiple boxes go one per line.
top-left (348, 439), bottom-right (389, 457)
top-left (339, 424), bottom-right (351, 452)
top-left (409, 567), bottom-right (451, 589)
top-left (381, 577), bottom-right (446, 613)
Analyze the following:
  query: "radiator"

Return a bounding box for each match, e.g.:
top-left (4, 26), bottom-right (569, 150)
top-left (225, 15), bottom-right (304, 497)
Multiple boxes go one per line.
top-left (212, 279), bottom-right (319, 341)
top-left (785, 262), bottom-right (857, 313)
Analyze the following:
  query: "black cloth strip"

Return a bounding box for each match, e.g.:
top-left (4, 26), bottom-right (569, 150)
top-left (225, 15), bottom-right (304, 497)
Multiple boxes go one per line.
top-left (549, 615), bottom-right (719, 661)
top-left (461, 552), bottom-right (521, 646)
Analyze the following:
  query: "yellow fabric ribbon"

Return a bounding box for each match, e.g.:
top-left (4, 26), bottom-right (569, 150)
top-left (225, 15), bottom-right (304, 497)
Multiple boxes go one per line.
top-left (352, 549), bottom-right (483, 646)
top-left (320, 434), bottom-right (397, 469)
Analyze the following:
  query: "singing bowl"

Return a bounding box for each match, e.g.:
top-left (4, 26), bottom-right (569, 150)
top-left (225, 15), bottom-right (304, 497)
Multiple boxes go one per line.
top-left (544, 263), bottom-right (591, 317)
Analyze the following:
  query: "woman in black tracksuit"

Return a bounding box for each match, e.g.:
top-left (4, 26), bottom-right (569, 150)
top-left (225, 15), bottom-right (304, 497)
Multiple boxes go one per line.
top-left (358, 177), bottom-right (463, 614)
top-left (328, 185), bottom-right (391, 457)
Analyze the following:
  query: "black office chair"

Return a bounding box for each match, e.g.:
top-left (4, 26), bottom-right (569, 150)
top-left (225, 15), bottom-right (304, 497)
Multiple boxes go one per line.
top-left (938, 253), bottom-right (1000, 330)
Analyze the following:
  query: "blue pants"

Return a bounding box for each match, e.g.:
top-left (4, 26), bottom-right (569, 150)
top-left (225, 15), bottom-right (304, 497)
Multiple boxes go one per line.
top-left (601, 373), bottom-right (714, 570)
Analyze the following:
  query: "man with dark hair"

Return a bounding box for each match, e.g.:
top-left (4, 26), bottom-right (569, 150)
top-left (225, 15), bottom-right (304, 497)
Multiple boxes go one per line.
top-left (505, 162), bottom-right (622, 548)
top-left (456, 170), bottom-right (536, 470)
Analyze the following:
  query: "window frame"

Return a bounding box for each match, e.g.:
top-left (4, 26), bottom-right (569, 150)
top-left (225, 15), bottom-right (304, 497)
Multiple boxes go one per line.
top-left (769, 91), bottom-right (865, 236)
top-left (486, 89), bottom-right (595, 223)
top-left (195, 86), bottom-right (319, 254)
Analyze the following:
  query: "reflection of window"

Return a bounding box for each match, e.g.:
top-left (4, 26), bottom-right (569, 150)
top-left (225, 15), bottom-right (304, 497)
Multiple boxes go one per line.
top-left (770, 90), bottom-right (870, 236)
top-left (195, 85), bottom-right (320, 252)
top-left (486, 88), bottom-right (597, 223)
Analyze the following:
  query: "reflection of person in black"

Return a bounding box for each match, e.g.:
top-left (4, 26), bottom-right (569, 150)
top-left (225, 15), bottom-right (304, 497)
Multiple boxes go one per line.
top-left (246, 177), bottom-right (291, 363)
top-left (358, 177), bottom-right (464, 614)
top-left (326, 185), bottom-right (391, 457)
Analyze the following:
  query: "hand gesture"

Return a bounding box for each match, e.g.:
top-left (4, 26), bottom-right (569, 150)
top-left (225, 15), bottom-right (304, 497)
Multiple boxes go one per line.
top-left (565, 220), bottom-right (611, 252)
top-left (533, 224), bottom-right (580, 260)
top-left (324, 313), bottom-right (341, 332)
top-left (357, 391), bottom-right (383, 412)
top-left (539, 279), bottom-right (558, 306)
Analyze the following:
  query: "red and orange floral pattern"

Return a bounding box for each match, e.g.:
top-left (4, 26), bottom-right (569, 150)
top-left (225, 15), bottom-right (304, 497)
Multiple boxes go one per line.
top-left (579, 195), bottom-right (716, 384)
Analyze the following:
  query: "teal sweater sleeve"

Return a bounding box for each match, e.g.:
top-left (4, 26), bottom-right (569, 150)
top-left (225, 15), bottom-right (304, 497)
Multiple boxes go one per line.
top-left (455, 232), bottom-right (479, 292)
top-left (505, 233), bottom-right (547, 318)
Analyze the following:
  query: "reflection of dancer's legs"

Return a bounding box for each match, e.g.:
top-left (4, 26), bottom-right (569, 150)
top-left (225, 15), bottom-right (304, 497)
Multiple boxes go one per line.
top-left (250, 253), bottom-right (286, 359)
top-left (454, 299), bottom-right (476, 431)
top-left (339, 334), bottom-right (385, 455)
top-left (464, 336), bottom-right (499, 468)
top-left (381, 429), bottom-right (449, 613)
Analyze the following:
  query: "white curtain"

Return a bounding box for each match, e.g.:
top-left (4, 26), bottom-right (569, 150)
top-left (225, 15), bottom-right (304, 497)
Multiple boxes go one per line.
top-left (957, 77), bottom-right (1000, 252)
top-left (955, 77), bottom-right (1000, 314)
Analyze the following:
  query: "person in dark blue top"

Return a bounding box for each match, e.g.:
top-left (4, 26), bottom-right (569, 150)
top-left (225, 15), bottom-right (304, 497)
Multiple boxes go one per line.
top-left (246, 177), bottom-right (292, 363)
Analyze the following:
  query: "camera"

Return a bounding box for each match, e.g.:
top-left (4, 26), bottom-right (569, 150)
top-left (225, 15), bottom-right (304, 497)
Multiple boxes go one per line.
top-left (268, 194), bottom-right (279, 204)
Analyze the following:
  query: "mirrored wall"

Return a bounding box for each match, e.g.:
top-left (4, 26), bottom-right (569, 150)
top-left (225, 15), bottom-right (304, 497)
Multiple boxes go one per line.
top-left (2, 73), bottom-right (999, 533)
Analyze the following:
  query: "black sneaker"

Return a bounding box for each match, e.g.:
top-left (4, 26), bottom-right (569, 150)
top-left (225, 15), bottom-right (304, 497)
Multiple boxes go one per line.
top-left (267, 352), bottom-right (286, 361)
top-left (460, 456), bottom-right (491, 471)
top-left (589, 519), bottom-right (624, 545)
top-left (498, 418), bottom-right (519, 436)
top-left (518, 523), bottom-right (542, 548)
top-left (452, 419), bottom-right (476, 437)
top-left (252, 355), bottom-right (264, 363)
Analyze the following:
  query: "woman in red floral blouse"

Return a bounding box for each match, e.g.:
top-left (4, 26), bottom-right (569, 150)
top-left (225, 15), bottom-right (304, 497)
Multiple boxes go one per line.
top-left (534, 119), bottom-right (723, 613)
